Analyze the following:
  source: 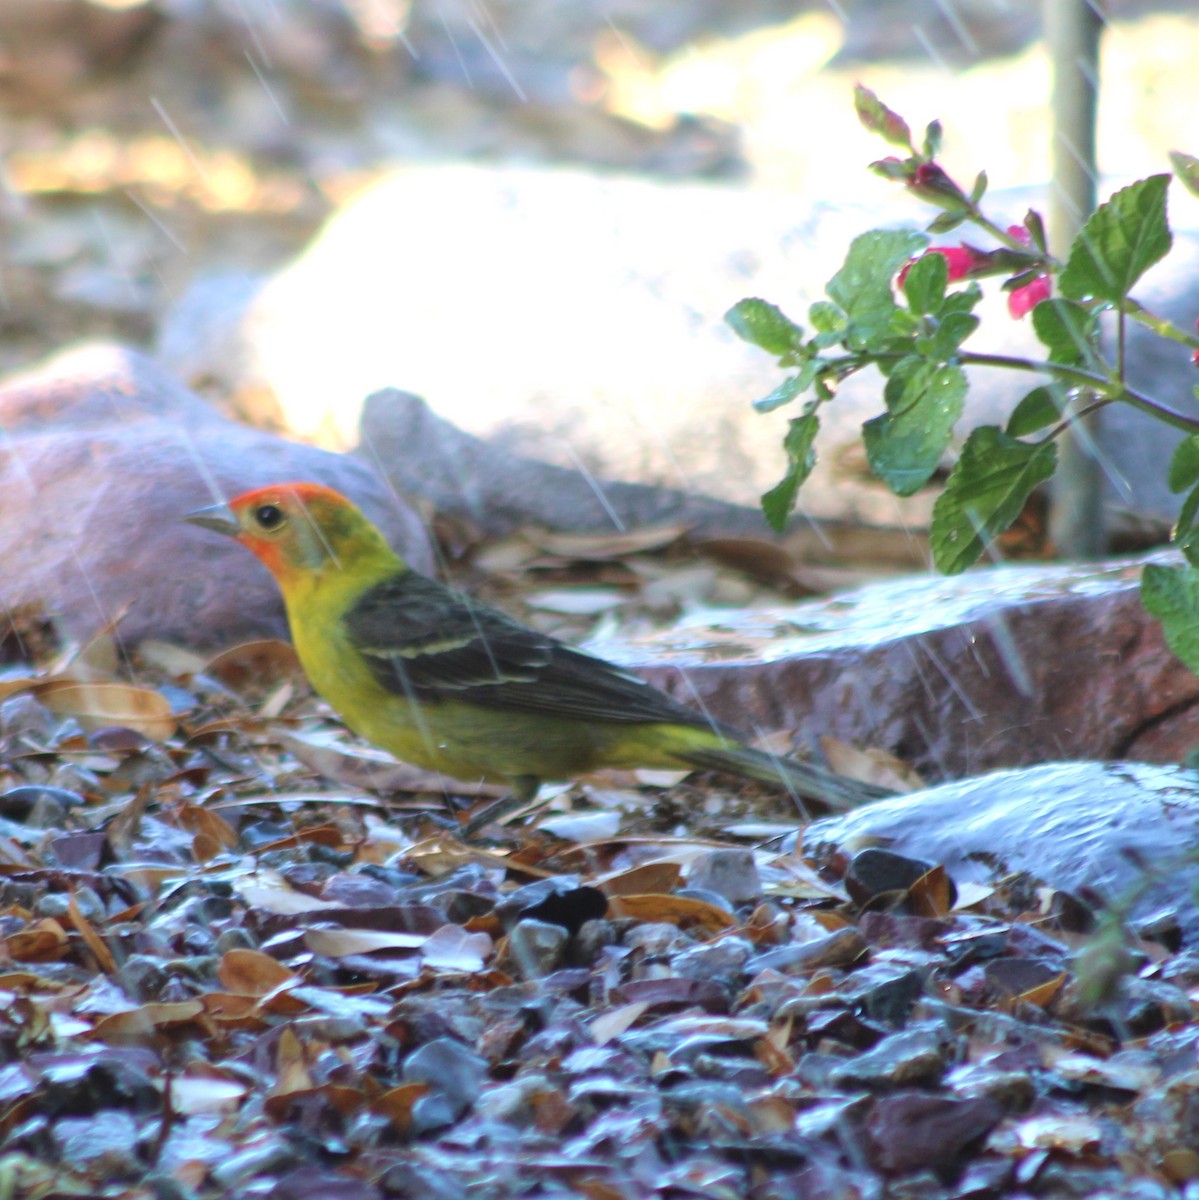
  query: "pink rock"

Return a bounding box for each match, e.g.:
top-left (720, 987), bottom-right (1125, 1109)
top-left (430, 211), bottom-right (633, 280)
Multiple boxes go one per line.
top-left (0, 343), bottom-right (432, 651)
top-left (594, 554), bottom-right (1199, 777)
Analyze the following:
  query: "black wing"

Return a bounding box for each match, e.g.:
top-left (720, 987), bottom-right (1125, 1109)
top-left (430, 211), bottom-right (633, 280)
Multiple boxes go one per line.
top-left (343, 571), bottom-right (713, 728)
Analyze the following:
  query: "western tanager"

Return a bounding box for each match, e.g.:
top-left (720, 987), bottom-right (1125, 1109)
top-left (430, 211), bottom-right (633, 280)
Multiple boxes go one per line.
top-left (186, 483), bottom-right (885, 814)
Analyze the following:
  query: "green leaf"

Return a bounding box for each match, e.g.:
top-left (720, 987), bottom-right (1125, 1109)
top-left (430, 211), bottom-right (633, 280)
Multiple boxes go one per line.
top-left (864, 362), bottom-right (966, 496)
top-left (1170, 151), bottom-right (1199, 200)
top-left (869, 157), bottom-right (912, 182)
top-left (1023, 208), bottom-right (1048, 255)
top-left (1031, 298), bottom-right (1096, 365)
top-left (808, 300), bottom-right (847, 347)
top-left (753, 366), bottom-right (815, 413)
top-left (931, 427), bottom-right (1057, 574)
top-left (1006, 386), bottom-right (1064, 437)
top-left (969, 171), bottom-right (988, 205)
top-left (725, 298), bottom-right (803, 357)
top-left (927, 210), bottom-right (967, 235)
top-left (902, 251), bottom-right (947, 315)
top-left (1059, 174), bottom-right (1172, 304)
top-left (1142, 562), bottom-right (1199, 674)
top-left (923, 119), bottom-right (943, 160)
top-left (938, 283), bottom-right (983, 317)
top-left (761, 413), bottom-right (819, 531)
top-left (854, 85), bottom-right (912, 149)
top-left (920, 311), bottom-right (980, 361)
top-left (1169, 436), bottom-right (1199, 494)
top-left (1174, 486), bottom-right (1199, 567)
top-left (827, 229), bottom-right (928, 350)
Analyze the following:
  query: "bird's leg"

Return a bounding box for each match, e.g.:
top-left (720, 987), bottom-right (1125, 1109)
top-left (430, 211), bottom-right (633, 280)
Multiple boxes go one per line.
top-left (458, 774), bottom-right (543, 838)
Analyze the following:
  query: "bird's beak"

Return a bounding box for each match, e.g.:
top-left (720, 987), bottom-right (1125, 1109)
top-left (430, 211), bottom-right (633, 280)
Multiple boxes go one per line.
top-left (184, 502), bottom-right (241, 537)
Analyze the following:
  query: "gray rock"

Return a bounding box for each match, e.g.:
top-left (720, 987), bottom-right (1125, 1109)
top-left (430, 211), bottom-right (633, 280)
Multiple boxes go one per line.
top-left (808, 761), bottom-right (1199, 936)
top-left (750, 927), bottom-right (867, 975)
top-left (355, 388), bottom-right (792, 538)
top-left (507, 918), bottom-right (570, 980)
top-left (683, 849), bottom-right (763, 907)
top-left (827, 1027), bottom-right (948, 1089)
top-left (402, 1036), bottom-right (488, 1119)
top-left (0, 342), bottom-right (432, 651)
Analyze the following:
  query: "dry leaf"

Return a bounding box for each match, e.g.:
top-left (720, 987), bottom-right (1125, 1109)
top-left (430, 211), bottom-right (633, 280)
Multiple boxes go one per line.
top-left (304, 927), bottom-right (427, 958)
top-left (92, 1001), bottom-right (205, 1041)
top-left (596, 861), bottom-right (682, 897)
top-left (420, 925), bottom-right (492, 972)
top-left (235, 872), bottom-right (346, 916)
top-left (523, 588), bottom-right (629, 616)
top-left (532, 525), bottom-right (689, 560)
top-left (1014, 973), bottom-right (1067, 1010)
top-left (218, 948), bottom-right (298, 997)
top-left (609, 893), bottom-right (736, 933)
top-left (589, 1001), bottom-right (650, 1045)
top-left (67, 890), bottom-right (116, 975)
top-left (277, 730), bottom-right (502, 798)
top-left (373, 1082), bottom-right (428, 1134)
top-left (202, 639), bottom-right (304, 695)
top-left (176, 804), bottom-right (239, 850)
top-left (170, 1073), bottom-right (249, 1115)
top-left (908, 866), bottom-right (953, 918)
top-left (6, 918), bottom-right (68, 962)
top-left (137, 641), bottom-right (207, 675)
top-left (36, 680), bottom-right (175, 741)
top-left (819, 735), bottom-right (924, 793)
top-left (272, 1026), bottom-right (313, 1096)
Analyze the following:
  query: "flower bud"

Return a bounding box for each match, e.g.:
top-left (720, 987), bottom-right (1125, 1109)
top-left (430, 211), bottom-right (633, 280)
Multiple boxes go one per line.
top-left (908, 162), bottom-right (968, 210)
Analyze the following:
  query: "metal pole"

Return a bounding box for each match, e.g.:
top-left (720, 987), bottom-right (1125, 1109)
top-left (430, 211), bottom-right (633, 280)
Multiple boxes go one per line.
top-left (1045, 0), bottom-right (1105, 557)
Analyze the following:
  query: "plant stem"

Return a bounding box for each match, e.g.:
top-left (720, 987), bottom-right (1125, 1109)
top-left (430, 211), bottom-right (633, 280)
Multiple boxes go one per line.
top-left (821, 348), bottom-right (1199, 435)
top-left (957, 351), bottom-right (1199, 431)
top-left (1124, 298), bottom-right (1199, 348)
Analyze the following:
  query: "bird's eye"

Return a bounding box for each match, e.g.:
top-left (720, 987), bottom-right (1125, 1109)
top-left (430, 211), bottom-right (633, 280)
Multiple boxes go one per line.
top-left (255, 504), bottom-right (285, 530)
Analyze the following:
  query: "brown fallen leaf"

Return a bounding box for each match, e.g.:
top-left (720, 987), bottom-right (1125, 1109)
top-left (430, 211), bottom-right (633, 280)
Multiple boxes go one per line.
top-left (92, 1000), bottom-right (205, 1041)
top-left (819, 734), bottom-right (924, 793)
top-left (35, 680), bottom-right (175, 741)
top-left (5, 918), bottom-right (69, 963)
top-left (218, 947), bottom-right (299, 997)
top-left (175, 803), bottom-right (239, 850)
top-left (608, 893), bottom-right (736, 933)
top-left (271, 1026), bottom-right (313, 1096)
top-left (373, 1081), bottom-right (429, 1134)
top-left (202, 638), bottom-right (304, 696)
top-left (67, 890), bottom-right (116, 975)
top-left (595, 861), bottom-right (682, 898)
top-left (908, 865), bottom-right (954, 918)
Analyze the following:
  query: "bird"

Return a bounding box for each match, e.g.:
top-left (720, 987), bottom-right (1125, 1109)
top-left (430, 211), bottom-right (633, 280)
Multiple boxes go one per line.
top-left (185, 482), bottom-right (887, 820)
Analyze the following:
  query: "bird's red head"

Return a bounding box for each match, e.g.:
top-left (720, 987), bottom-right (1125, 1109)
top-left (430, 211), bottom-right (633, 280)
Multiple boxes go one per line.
top-left (186, 482), bottom-right (393, 582)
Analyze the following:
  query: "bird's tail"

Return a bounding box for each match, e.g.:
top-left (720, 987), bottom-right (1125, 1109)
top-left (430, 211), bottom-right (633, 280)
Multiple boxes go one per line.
top-left (679, 741), bottom-right (893, 813)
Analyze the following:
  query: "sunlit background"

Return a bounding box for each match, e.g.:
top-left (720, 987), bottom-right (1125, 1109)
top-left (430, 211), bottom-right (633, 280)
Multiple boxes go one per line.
top-left (1, 2), bottom-right (1196, 353)
top-left (2, 0), bottom-right (1197, 423)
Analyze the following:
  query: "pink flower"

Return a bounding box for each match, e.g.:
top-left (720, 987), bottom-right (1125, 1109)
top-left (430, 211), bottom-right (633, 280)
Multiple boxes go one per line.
top-left (1005, 224), bottom-right (1050, 319)
top-left (1007, 274), bottom-right (1051, 319)
top-left (897, 245), bottom-right (985, 289)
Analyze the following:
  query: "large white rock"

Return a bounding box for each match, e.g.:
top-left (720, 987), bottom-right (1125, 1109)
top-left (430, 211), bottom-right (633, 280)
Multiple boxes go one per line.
top-left (158, 162), bottom-right (1199, 530)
